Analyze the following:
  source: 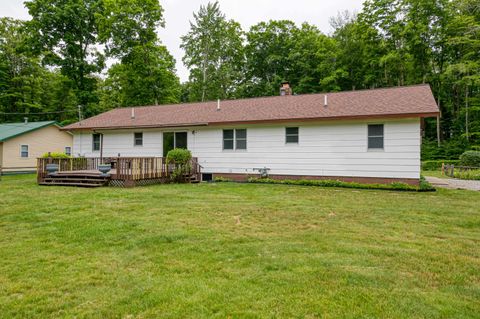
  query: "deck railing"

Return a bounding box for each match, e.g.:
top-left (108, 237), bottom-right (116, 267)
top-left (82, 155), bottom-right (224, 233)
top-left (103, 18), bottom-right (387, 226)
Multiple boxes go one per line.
top-left (37, 156), bottom-right (201, 185)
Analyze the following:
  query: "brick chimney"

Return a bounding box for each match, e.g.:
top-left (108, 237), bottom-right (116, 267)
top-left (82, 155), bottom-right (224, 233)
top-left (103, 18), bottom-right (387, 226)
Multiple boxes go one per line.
top-left (280, 81), bottom-right (292, 96)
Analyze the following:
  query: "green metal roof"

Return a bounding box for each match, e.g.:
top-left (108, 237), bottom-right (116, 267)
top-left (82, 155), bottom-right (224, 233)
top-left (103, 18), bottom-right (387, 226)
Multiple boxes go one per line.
top-left (0, 121), bottom-right (58, 142)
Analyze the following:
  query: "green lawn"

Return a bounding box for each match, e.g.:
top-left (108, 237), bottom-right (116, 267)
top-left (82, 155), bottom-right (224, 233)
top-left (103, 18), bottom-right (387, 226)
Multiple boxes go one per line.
top-left (422, 170), bottom-right (450, 179)
top-left (0, 175), bottom-right (479, 318)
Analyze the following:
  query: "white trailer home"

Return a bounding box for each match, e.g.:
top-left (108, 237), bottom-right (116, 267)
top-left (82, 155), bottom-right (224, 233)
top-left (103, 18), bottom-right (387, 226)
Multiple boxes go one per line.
top-left (64, 84), bottom-right (439, 185)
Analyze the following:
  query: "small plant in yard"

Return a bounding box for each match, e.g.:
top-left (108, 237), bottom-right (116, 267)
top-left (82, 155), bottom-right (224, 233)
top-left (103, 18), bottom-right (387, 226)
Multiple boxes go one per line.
top-left (454, 169), bottom-right (480, 180)
top-left (166, 148), bottom-right (192, 182)
top-left (213, 176), bottom-right (232, 182)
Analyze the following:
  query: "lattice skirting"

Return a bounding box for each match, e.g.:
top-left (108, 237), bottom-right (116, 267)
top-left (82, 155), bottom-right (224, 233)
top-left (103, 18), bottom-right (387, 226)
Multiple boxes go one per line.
top-left (108, 178), bottom-right (169, 187)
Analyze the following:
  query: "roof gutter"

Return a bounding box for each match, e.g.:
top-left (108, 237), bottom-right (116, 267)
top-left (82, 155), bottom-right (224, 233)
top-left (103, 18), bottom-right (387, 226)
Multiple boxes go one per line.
top-left (61, 112), bottom-right (439, 132)
top-left (61, 122), bottom-right (209, 131)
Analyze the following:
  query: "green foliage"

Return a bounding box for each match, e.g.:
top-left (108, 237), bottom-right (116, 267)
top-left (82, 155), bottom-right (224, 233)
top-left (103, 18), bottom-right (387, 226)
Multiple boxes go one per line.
top-left (422, 160), bottom-right (459, 171)
top-left (0, 18), bottom-right (78, 123)
top-left (421, 139), bottom-right (469, 160)
top-left (41, 152), bottom-right (71, 158)
top-left (453, 169), bottom-right (480, 180)
top-left (247, 177), bottom-right (435, 192)
top-left (166, 148), bottom-right (192, 183)
top-left (166, 148), bottom-right (192, 165)
top-left (181, 1), bottom-right (244, 102)
top-left (213, 176), bottom-right (232, 182)
top-left (25, 0), bottom-right (104, 116)
top-left (459, 151), bottom-right (480, 167)
top-left (97, 0), bottom-right (180, 108)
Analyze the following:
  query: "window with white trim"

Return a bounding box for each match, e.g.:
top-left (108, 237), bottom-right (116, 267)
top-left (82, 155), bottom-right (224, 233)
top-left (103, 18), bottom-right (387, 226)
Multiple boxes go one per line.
top-left (134, 132), bottom-right (143, 146)
top-left (368, 124), bottom-right (384, 149)
top-left (223, 129), bottom-right (247, 150)
top-left (20, 145), bottom-right (28, 158)
top-left (286, 127), bottom-right (299, 144)
top-left (65, 147), bottom-right (71, 156)
top-left (92, 133), bottom-right (101, 151)
top-left (235, 129), bottom-right (247, 150)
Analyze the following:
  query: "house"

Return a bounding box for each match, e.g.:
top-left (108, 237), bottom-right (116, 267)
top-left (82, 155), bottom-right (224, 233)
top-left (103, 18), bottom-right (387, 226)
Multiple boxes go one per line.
top-left (0, 121), bottom-right (73, 174)
top-left (63, 84), bottom-right (439, 185)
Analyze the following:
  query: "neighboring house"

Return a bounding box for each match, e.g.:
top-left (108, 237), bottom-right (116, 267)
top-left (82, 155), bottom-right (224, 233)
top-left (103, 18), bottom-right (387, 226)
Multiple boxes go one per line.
top-left (63, 84), bottom-right (439, 185)
top-left (0, 121), bottom-right (73, 174)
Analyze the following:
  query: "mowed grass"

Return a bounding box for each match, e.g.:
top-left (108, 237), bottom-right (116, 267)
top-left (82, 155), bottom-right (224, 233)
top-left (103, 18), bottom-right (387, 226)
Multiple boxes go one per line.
top-left (0, 175), bottom-right (479, 318)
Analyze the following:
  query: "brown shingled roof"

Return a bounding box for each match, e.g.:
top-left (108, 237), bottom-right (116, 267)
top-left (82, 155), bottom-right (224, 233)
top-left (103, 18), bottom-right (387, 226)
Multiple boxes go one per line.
top-left (64, 84), bottom-right (439, 131)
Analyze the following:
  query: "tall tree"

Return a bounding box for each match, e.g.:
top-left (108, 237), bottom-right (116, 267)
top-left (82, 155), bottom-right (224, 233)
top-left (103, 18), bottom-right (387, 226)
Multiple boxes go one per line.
top-left (98, 0), bottom-right (180, 107)
top-left (25, 0), bottom-right (105, 117)
top-left (181, 1), bottom-right (244, 102)
top-left (0, 18), bottom-right (76, 123)
top-left (243, 20), bottom-right (297, 97)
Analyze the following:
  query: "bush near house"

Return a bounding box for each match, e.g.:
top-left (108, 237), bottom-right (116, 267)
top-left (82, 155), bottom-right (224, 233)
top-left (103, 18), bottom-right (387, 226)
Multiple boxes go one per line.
top-left (41, 152), bottom-right (71, 158)
top-left (166, 148), bottom-right (192, 164)
top-left (459, 151), bottom-right (480, 167)
top-left (166, 148), bottom-right (192, 182)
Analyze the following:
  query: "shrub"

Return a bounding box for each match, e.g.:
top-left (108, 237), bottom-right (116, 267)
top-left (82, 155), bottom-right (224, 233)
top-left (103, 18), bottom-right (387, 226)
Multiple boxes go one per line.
top-left (214, 176), bottom-right (232, 182)
top-left (459, 151), bottom-right (480, 167)
top-left (453, 169), bottom-right (480, 180)
top-left (421, 160), bottom-right (459, 171)
top-left (166, 148), bottom-right (192, 165)
top-left (166, 148), bottom-right (192, 183)
top-left (41, 152), bottom-right (71, 158)
top-left (247, 177), bottom-right (435, 192)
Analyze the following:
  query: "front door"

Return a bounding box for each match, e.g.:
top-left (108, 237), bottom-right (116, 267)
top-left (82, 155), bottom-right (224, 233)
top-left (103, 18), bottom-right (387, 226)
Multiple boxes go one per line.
top-left (163, 132), bottom-right (188, 155)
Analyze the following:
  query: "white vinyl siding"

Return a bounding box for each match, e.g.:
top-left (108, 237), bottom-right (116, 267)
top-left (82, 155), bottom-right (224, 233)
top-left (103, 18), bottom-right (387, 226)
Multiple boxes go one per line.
top-left (72, 118), bottom-right (421, 179)
top-left (190, 119), bottom-right (421, 179)
top-left (74, 130), bottom-right (164, 157)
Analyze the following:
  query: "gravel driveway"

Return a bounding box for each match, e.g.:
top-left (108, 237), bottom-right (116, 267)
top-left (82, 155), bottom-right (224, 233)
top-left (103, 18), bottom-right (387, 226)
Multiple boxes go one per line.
top-left (426, 176), bottom-right (480, 191)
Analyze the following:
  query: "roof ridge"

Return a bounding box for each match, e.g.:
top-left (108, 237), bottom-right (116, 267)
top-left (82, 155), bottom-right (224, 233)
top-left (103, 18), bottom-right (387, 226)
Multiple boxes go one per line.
top-left (118, 84), bottom-right (432, 111)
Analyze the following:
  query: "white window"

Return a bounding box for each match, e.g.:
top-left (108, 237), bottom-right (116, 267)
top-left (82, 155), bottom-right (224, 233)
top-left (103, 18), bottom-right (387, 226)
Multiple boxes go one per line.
top-left (235, 129), bottom-right (247, 150)
top-left (65, 147), bottom-right (71, 156)
top-left (286, 127), bottom-right (299, 144)
top-left (92, 133), bottom-right (101, 151)
top-left (223, 129), bottom-right (247, 150)
top-left (20, 145), bottom-right (28, 158)
top-left (368, 124), bottom-right (384, 149)
top-left (134, 132), bottom-right (143, 146)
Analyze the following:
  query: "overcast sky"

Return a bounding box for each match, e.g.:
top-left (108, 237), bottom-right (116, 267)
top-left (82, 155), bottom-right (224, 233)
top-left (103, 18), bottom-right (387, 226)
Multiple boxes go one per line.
top-left (0, 0), bottom-right (364, 82)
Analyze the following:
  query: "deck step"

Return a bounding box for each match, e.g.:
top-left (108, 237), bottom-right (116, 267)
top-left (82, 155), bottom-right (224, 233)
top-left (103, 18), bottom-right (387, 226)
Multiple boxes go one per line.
top-left (44, 177), bottom-right (108, 183)
top-left (39, 182), bottom-right (105, 187)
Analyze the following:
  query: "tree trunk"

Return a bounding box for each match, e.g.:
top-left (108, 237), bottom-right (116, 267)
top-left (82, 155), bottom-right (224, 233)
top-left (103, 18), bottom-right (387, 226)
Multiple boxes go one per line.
top-left (465, 85), bottom-right (469, 141)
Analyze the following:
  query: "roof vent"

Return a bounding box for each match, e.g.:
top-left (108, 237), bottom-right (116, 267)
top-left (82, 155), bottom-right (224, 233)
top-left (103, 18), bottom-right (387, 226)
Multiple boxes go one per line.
top-left (217, 99), bottom-right (221, 111)
top-left (131, 108), bottom-right (135, 119)
top-left (24, 117), bottom-right (28, 124)
top-left (324, 95), bottom-right (328, 107)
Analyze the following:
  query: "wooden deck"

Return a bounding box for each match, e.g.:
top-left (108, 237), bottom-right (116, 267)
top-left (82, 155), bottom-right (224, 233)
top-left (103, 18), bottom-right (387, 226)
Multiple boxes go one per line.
top-left (37, 157), bottom-right (201, 187)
